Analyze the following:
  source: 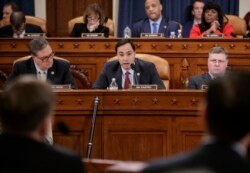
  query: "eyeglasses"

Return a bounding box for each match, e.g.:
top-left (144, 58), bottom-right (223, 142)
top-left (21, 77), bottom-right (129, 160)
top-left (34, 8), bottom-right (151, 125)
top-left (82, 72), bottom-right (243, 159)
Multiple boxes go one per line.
top-left (87, 16), bottom-right (99, 21)
top-left (36, 52), bottom-right (55, 62)
top-left (209, 59), bottom-right (226, 64)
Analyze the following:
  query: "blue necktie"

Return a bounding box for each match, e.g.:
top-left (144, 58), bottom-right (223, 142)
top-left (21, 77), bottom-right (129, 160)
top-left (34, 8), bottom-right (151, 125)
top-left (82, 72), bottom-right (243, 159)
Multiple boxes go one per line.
top-left (152, 23), bottom-right (158, 34)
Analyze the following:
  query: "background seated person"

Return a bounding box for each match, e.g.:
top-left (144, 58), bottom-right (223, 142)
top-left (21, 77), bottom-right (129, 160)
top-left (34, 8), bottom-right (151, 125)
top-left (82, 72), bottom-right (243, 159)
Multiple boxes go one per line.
top-left (244, 11), bottom-right (250, 38)
top-left (92, 39), bottom-right (165, 89)
top-left (0, 75), bottom-right (85, 173)
top-left (182, 0), bottom-right (204, 38)
top-left (131, 0), bottom-right (179, 37)
top-left (70, 3), bottom-right (109, 38)
top-left (188, 46), bottom-right (228, 89)
top-left (6, 37), bottom-right (77, 89)
top-left (2, 2), bottom-right (19, 19)
top-left (190, 2), bottom-right (234, 38)
top-left (0, 11), bottom-right (43, 38)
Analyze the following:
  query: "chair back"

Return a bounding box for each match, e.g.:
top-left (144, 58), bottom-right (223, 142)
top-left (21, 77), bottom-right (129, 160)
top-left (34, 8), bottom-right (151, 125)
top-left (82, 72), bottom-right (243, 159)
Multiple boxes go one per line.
top-left (109, 54), bottom-right (170, 89)
top-left (0, 15), bottom-right (47, 33)
top-left (225, 14), bottom-right (247, 37)
top-left (68, 16), bottom-right (114, 36)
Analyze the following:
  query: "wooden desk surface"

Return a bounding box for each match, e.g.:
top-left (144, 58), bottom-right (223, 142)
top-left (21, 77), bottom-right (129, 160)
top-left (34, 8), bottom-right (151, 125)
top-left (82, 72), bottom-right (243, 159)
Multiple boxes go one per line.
top-left (1, 38), bottom-right (250, 89)
top-left (53, 89), bottom-right (205, 161)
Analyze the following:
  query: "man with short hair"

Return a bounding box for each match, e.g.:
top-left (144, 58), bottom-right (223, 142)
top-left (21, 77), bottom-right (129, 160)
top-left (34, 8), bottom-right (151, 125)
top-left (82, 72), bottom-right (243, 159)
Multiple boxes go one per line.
top-left (0, 75), bottom-right (85, 173)
top-left (143, 70), bottom-right (250, 173)
top-left (183, 0), bottom-right (205, 38)
top-left (131, 0), bottom-right (179, 37)
top-left (188, 46), bottom-right (228, 89)
top-left (92, 39), bottom-right (165, 89)
top-left (6, 37), bottom-right (77, 89)
top-left (0, 11), bottom-right (43, 38)
top-left (2, 2), bottom-right (19, 19)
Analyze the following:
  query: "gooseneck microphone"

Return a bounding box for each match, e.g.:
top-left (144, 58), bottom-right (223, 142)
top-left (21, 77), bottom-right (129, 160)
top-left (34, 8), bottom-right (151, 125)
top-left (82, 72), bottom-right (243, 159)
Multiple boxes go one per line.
top-left (130, 64), bottom-right (139, 85)
top-left (86, 96), bottom-right (99, 159)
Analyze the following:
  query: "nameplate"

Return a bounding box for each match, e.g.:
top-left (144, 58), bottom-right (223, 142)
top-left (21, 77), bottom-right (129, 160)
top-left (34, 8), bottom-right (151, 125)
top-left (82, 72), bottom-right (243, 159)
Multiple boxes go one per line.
top-left (51, 84), bottom-right (71, 90)
top-left (81, 33), bottom-right (104, 38)
top-left (131, 84), bottom-right (158, 90)
top-left (24, 33), bottom-right (46, 38)
top-left (202, 33), bottom-right (224, 38)
top-left (140, 33), bottom-right (164, 38)
top-left (201, 84), bottom-right (208, 90)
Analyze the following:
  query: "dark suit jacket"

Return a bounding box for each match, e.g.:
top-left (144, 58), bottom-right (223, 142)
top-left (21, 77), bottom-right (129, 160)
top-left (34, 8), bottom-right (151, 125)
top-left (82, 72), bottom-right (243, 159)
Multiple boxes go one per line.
top-left (188, 72), bottom-right (212, 89)
top-left (0, 134), bottom-right (85, 173)
top-left (143, 142), bottom-right (250, 173)
top-left (131, 17), bottom-right (179, 37)
top-left (182, 20), bottom-right (194, 38)
top-left (70, 23), bottom-right (109, 37)
top-left (92, 58), bottom-right (165, 89)
top-left (0, 24), bottom-right (43, 38)
top-left (6, 57), bottom-right (77, 89)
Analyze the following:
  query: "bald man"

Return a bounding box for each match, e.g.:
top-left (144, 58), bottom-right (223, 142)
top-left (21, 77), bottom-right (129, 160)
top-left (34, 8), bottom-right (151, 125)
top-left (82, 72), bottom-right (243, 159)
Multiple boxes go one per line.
top-left (132, 0), bottom-right (180, 37)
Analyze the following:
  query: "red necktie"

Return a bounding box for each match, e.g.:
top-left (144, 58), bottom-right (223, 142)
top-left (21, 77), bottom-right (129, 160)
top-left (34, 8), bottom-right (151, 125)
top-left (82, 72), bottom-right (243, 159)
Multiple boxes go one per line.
top-left (124, 71), bottom-right (131, 89)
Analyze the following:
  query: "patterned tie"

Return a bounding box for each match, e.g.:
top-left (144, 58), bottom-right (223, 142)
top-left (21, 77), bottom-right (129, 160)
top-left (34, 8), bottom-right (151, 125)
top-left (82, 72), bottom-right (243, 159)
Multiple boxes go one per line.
top-left (39, 71), bottom-right (47, 82)
top-left (152, 23), bottom-right (158, 34)
top-left (124, 71), bottom-right (131, 89)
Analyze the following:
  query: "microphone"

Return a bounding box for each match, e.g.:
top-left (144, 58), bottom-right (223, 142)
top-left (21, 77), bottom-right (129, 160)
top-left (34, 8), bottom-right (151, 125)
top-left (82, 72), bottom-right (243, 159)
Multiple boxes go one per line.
top-left (86, 96), bottom-right (99, 159)
top-left (130, 64), bottom-right (139, 85)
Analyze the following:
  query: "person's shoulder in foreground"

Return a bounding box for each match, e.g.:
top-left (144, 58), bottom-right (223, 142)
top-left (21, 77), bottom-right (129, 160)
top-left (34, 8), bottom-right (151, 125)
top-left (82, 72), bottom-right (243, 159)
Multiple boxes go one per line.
top-left (143, 70), bottom-right (250, 173)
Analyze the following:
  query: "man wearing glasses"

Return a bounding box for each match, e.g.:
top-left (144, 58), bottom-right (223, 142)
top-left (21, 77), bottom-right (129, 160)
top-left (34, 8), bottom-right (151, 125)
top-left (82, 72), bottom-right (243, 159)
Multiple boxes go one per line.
top-left (0, 11), bottom-right (43, 38)
top-left (188, 46), bottom-right (228, 89)
top-left (6, 37), bottom-right (77, 89)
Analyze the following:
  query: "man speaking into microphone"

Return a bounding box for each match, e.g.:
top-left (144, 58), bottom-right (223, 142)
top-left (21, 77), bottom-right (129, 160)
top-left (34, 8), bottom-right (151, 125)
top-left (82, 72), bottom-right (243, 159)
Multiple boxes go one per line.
top-left (92, 39), bottom-right (165, 89)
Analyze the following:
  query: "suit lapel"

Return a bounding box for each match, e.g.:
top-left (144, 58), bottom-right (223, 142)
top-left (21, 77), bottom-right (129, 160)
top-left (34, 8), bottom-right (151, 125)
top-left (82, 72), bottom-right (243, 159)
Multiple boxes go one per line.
top-left (134, 59), bottom-right (141, 84)
top-left (28, 58), bottom-right (38, 75)
top-left (159, 17), bottom-right (169, 33)
top-left (144, 20), bottom-right (151, 33)
top-left (113, 66), bottom-right (123, 89)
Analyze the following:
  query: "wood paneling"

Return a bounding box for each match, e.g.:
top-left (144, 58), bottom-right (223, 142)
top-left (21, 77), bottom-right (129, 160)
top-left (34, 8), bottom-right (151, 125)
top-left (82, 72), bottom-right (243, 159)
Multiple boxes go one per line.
top-left (1, 38), bottom-right (250, 89)
top-left (50, 90), bottom-right (205, 161)
top-left (46, 0), bottom-right (113, 36)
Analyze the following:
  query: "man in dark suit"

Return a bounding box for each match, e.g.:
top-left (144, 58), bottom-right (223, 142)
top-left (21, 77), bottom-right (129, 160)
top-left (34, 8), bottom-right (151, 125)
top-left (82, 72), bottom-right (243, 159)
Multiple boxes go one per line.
top-left (92, 39), bottom-right (165, 89)
top-left (143, 70), bottom-right (250, 173)
top-left (131, 0), bottom-right (179, 38)
top-left (0, 75), bottom-right (85, 173)
top-left (0, 11), bottom-right (43, 38)
top-left (6, 37), bottom-right (77, 89)
top-left (188, 46), bottom-right (228, 89)
top-left (6, 38), bottom-right (76, 144)
top-left (182, 0), bottom-right (204, 38)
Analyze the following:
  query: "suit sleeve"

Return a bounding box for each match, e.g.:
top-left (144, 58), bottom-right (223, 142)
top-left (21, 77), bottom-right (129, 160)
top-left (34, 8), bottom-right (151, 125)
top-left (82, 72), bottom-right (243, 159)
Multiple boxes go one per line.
top-left (62, 62), bottom-right (77, 89)
top-left (187, 76), bottom-right (198, 89)
top-left (149, 63), bottom-right (166, 89)
top-left (131, 22), bottom-right (141, 37)
top-left (4, 62), bottom-right (21, 86)
top-left (70, 24), bottom-right (80, 37)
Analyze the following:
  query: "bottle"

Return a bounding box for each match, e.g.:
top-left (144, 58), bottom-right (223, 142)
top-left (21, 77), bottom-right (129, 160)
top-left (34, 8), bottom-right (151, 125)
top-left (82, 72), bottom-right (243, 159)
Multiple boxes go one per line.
top-left (169, 31), bottom-right (176, 38)
top-left (177, 29), bottom-right (182, 38)
top-left (109, 78), bottom-right (118, 90)
top-left (123, 26), bottom-right (131, 38)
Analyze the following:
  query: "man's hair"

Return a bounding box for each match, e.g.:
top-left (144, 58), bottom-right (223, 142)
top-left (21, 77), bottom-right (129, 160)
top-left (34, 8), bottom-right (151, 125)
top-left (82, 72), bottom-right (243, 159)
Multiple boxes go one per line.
top-left (10, 11), bottom-right (25, 29)
top-left (83, 3), bottom-right (105, 25)
top-left (0, 75), bottom-right (55, 134)
top-left (206, 70), bottom-right (250, 143)
top-left (192, 0), bottom-right (204, 9)
top-left (3, 2), bottom-right (19, 11)
top-left (115, 39), bottom-right (136, 52)
top-left (29, 37), bottom-right (50, 55)
top-left (208, 47), bottom-right (228, 59)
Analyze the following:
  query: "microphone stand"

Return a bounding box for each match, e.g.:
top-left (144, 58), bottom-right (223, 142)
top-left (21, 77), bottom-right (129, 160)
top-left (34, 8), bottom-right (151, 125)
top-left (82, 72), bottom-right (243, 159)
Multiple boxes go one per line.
top-left (86, 96), bottom-right (99, 159)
